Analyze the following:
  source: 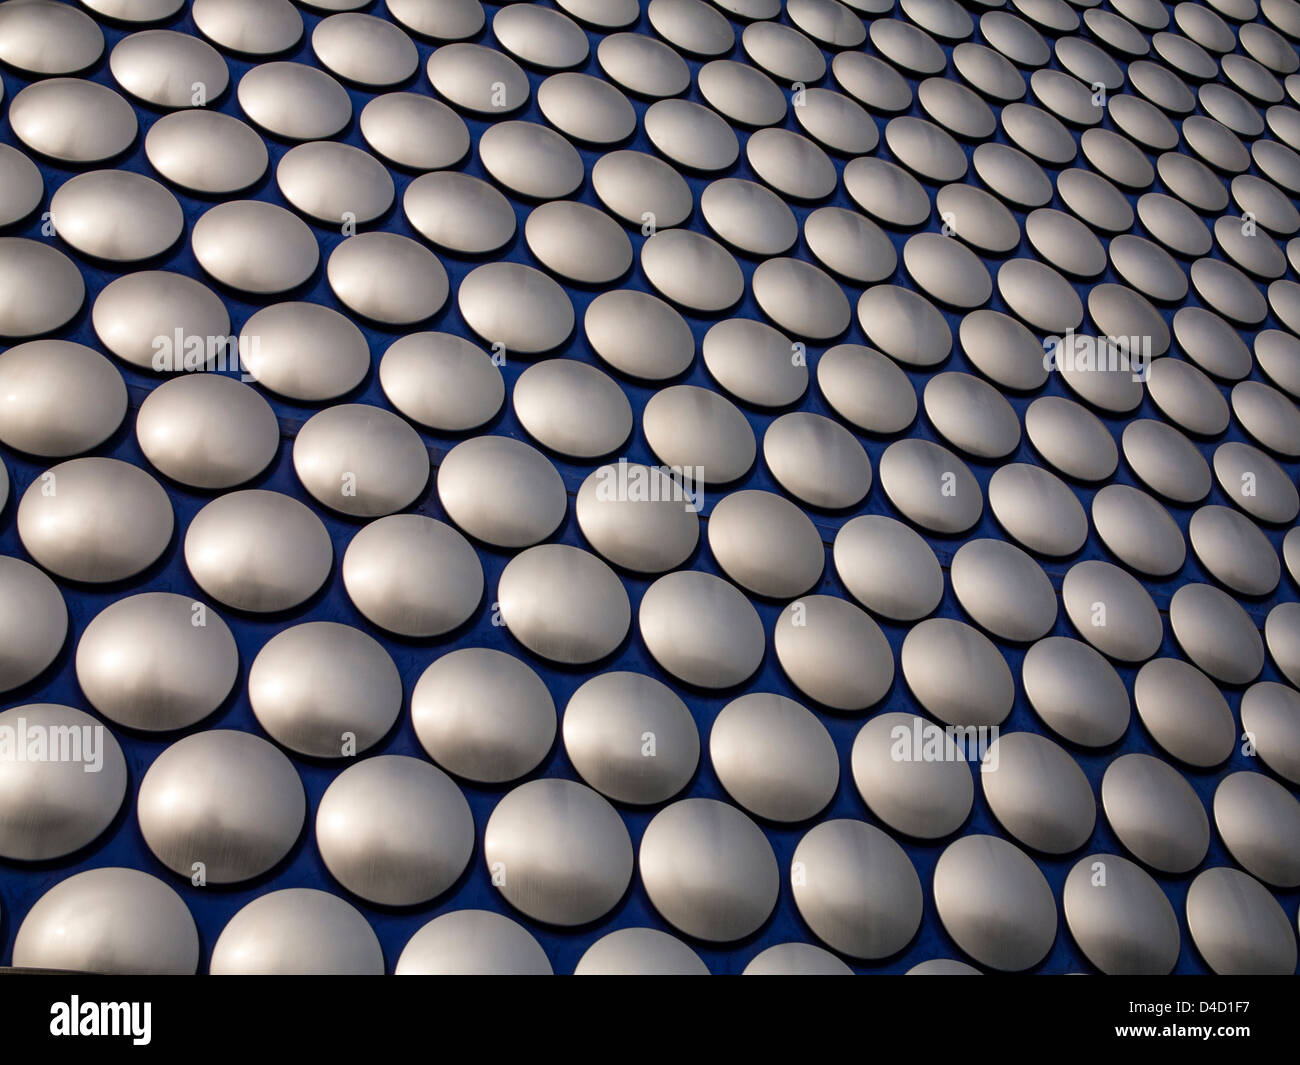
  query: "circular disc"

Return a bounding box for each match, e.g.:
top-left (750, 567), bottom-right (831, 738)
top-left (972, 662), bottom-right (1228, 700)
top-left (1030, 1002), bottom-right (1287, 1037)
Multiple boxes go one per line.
top-left (833, 515), bottom-right (943, 622)
top-left (791, 819), bottom-right (924, 959)
top-left (76, 592), bottom-right (237, 732)
top-left (0, 239), bottom-right (86, 339)
top-left (1063, 853), bottom-right (1180, 974)
top-left (0, 557), bottom-right (67, 695)
top-left (578, 929), bottom-right (710, 975)
top-left (497, 544), bottom-right (631, 665)
top-left (13, 868), bottom-right (197, 975)
top-left (1102, 753), bottom-right (1210, 874)
top-left (1186, 867), bottom-right (1298, 974)
top-left (851, 712), bottom-right (974, 839)
top-left (0, 703), bottom-right (126, 861)
top-left (563, 671), bottom-right (700, 805)
top-left (1214, 771), bottom-right (1300, 887)
top-left (316, 755), bottom-right (474, 906)
top-left (901, 618), bottom-right (1014, 728)
top-left (191, 201), bottom-right (318, 296)
top-left (933, 835), bottom-right (1058, 971)
top-left (575, 462), bottom-right (700, 574)
top-left (137, 730), bottom-right (305, 884)
top-left (639, 798), bottom-right (779, 942)
top-left (342, 515), bottom-right (483, 638)
top-left (380, 332), bottom-right (504, 433)
top-left (639, 570), bottom-right (765, 689)
top-left (293, 404), bottom-right (430, 518)
top-left (485, 779), bottom-right (633, 926)
top-left (710, 692), bottom-right (839, 822)
top-left (395, 911), bottom-right (551, 976)
top-left (412, 648), bottom-right (556, 784)
top-left (18, 458), bottom-right (172, 584)
top-left (0, 341), bottom-right (126, 458)
top-left (1134, 657), bottom-right (1236, 766)
top-left (437, 436), bottom-right (567, 549)
top-left (249, 621), bottom-right (402, 759)
top-left (980, 731), bottom-right (1096, 853)
top-left (706, 489), bottom-right (825, 600)
top-left (951, 538), bottom-right (1057, 642)
top-left (184, 490), bottom-right (333, 614)
top-left (209, 890), bottom-right (382, 975)
top-left (1022, 636), bottom-right (1131, 747)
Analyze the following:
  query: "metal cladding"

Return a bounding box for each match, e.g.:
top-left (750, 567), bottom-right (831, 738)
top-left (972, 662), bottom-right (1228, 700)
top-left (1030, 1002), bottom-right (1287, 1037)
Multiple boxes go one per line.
top-left (0, 0), bottom-right (1299, 979)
